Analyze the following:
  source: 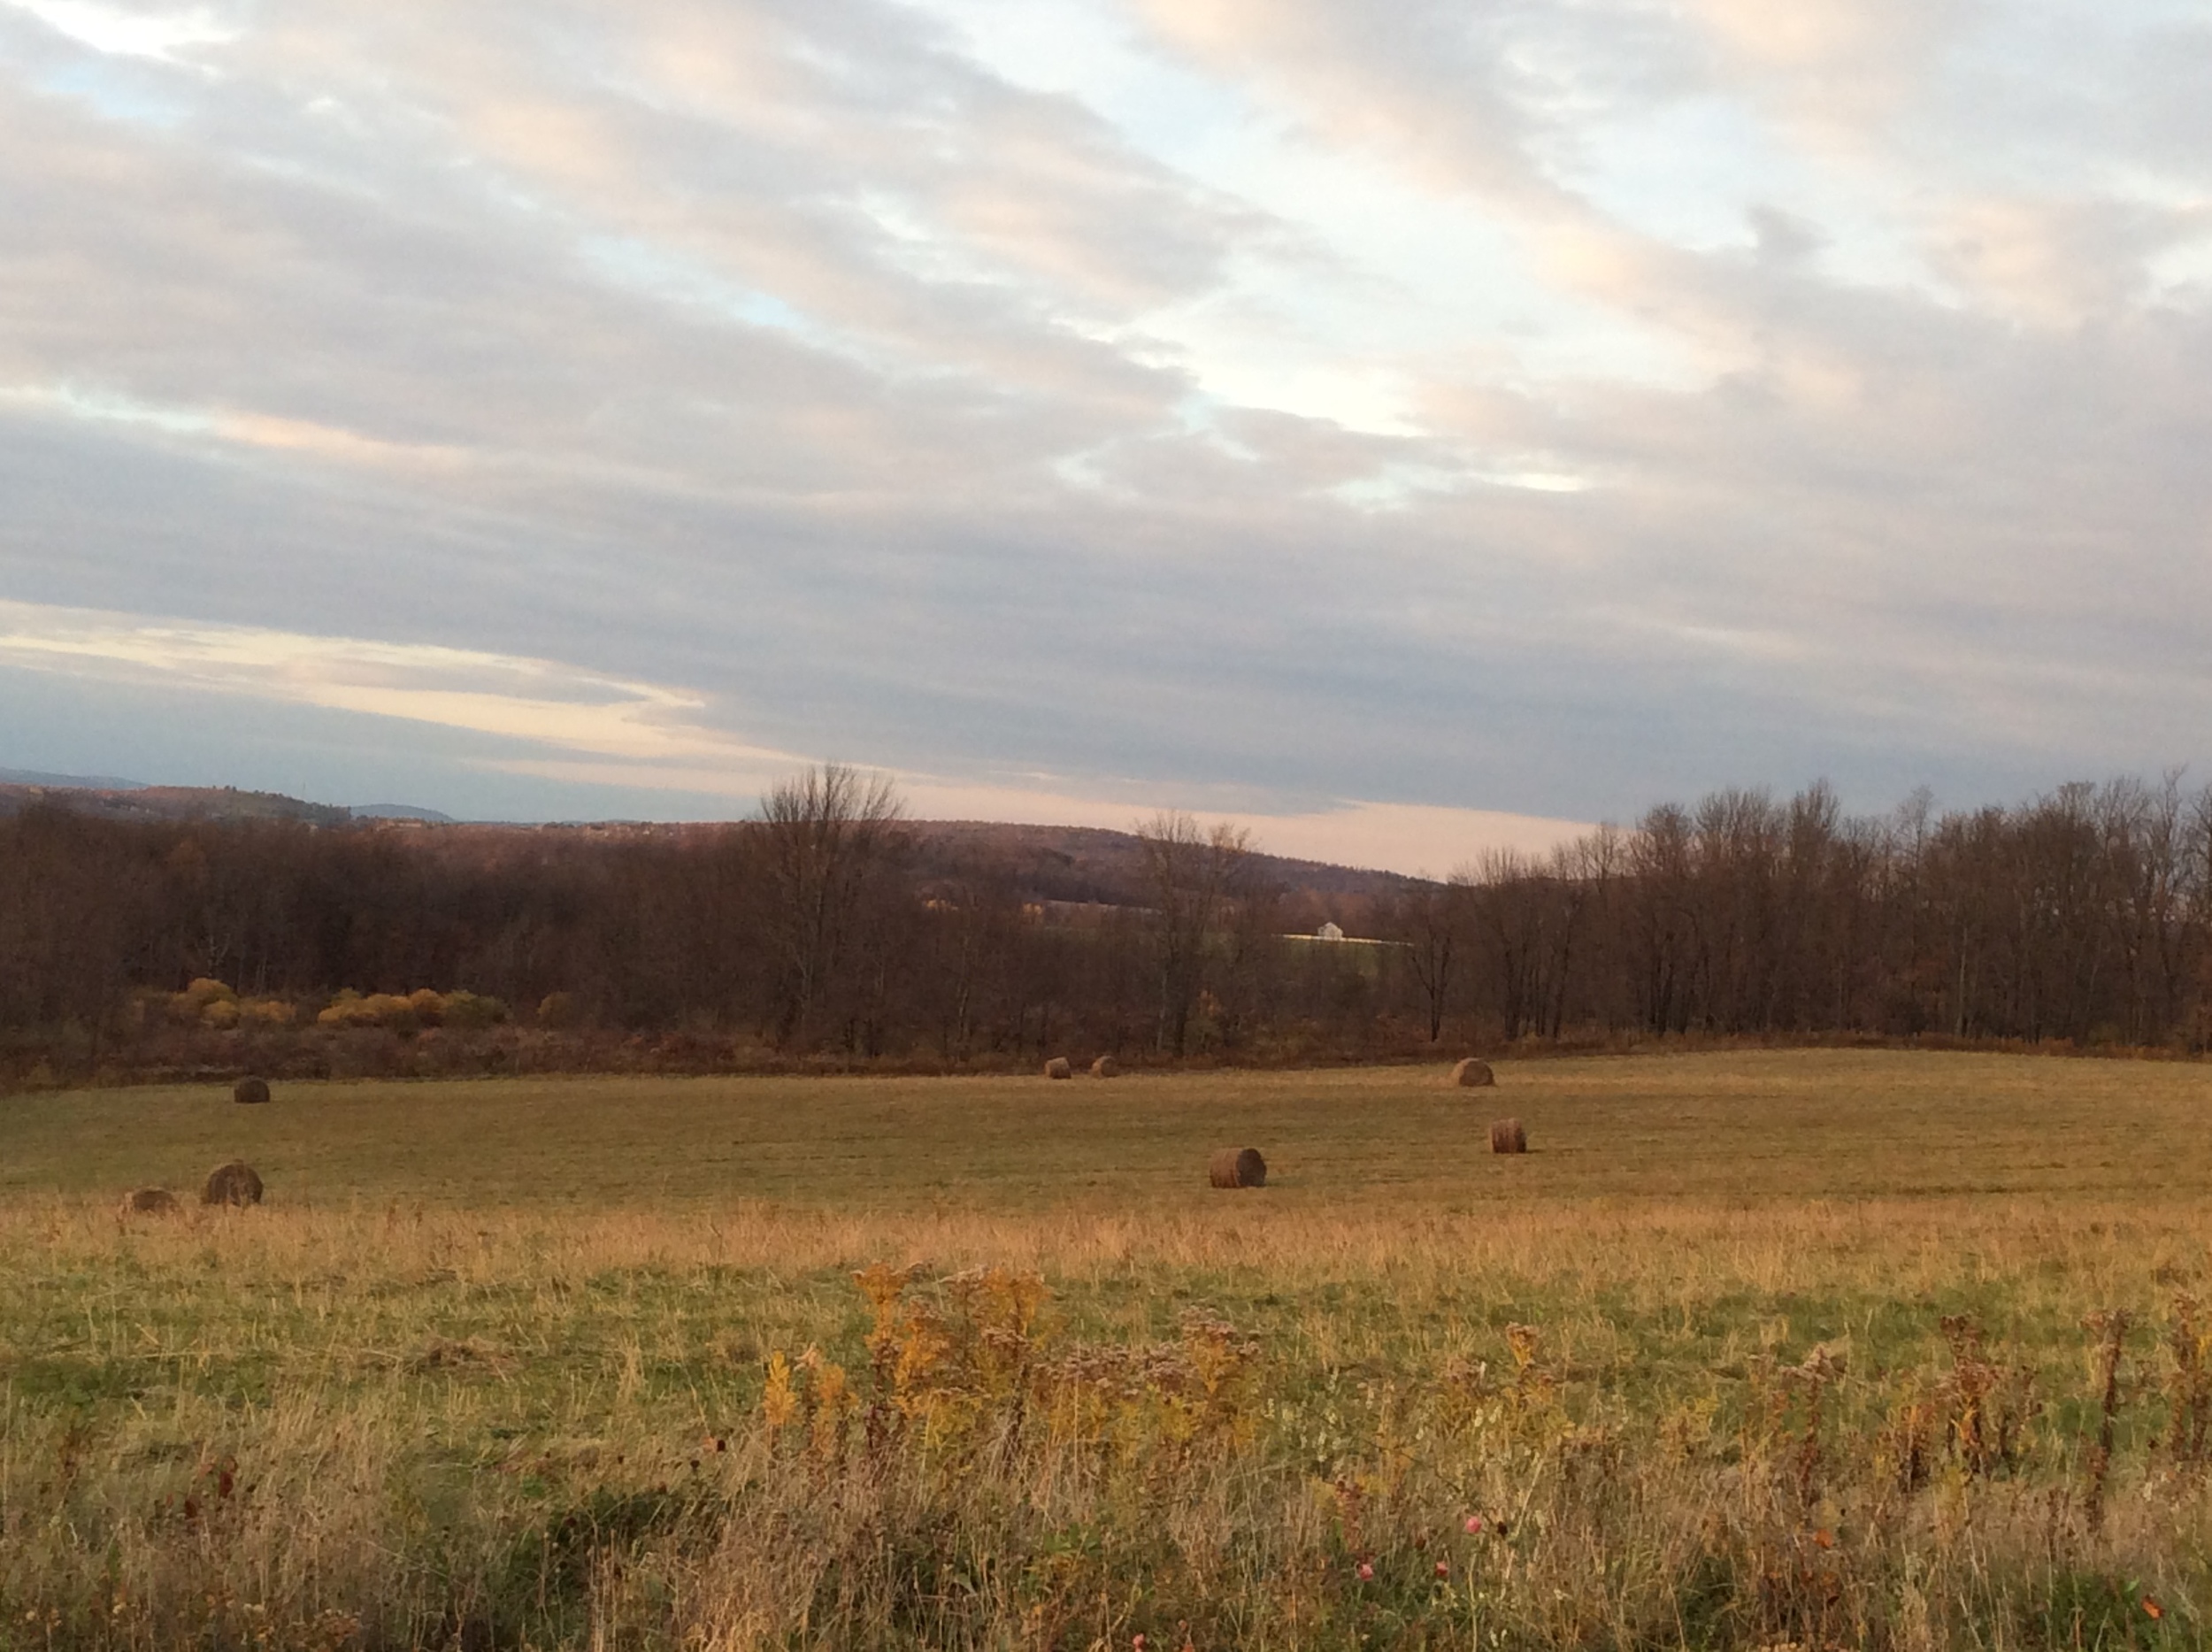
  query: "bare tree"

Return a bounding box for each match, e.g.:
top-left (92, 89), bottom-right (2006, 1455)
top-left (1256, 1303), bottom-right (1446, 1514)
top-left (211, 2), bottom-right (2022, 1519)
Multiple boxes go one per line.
top-left (1541, 830), bottom-right (1609, 1038)
top-left (1468, 848), bottom-right (1566, 1043)
top-left (757, 765), bottom-right (904, 1049)
top-left (1628, 804), bottom-right (1697, 1035)
top-left (918, 859), bottom-right (1020, 1062)
top-left (1136, 811), bottom-right (1251, 1055)
top-left (1390, 879), bottom-right (1464, 1043)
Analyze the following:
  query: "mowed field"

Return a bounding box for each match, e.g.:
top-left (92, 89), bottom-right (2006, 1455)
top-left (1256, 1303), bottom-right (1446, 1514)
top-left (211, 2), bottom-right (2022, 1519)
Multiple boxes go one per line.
top-left (6, 1050), bottom-right (2212, 1650)
top-left (7, 1048), bottom-right (2209, 1209)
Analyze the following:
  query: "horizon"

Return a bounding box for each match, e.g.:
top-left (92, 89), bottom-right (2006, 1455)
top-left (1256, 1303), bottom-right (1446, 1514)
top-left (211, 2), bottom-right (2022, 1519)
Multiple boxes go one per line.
top-left (13, 760), bottom-right (2208, 886)
top-left (2, 760), bottom-right (1571, 874)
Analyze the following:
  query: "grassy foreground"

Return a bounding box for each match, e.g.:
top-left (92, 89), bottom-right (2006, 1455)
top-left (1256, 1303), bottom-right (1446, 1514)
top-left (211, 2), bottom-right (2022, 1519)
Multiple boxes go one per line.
top-left (4, 1051), bottom-right (2212, 1649)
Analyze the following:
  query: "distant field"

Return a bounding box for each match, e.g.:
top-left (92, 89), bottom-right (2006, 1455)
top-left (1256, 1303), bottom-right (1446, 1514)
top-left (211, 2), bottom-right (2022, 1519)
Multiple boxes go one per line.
top-left (7, 1048), bottom-right (2211, 1209)
top-left (6, 1051), bottom-right (2212, 1649)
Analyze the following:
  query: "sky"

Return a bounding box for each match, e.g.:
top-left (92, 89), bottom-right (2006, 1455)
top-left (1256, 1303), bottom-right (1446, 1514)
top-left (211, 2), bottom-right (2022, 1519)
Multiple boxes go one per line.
top-left (2, 0), bottom-right (2209, 874)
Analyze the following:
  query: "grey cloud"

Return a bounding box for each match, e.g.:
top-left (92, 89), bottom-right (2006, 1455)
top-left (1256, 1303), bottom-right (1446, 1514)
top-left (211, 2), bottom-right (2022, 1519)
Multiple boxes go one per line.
top-left (1128, 0), bottom-right (1696, 212)
top-left (2128, 22), bottom-right (2212, 168)
top-left (5, 0), bottom-right (1231, 465)
top-left (1747, 204), bottom-right (1824, 264)
top-left (4, 0), bottom-right (2212, 841)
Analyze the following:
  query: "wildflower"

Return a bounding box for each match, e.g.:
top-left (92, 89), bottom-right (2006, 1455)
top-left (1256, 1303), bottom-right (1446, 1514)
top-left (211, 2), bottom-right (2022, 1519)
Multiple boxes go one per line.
top-left (2144, 1597), bottom-right (2164, 1621)
top-left (1133, 1636), bottom-right (1146, 1650)
top-left (1814, 1528), bottom-right (1835, 1550)
top-left (1435, 1560), bottom-right (1450, 1579)
top-left (1357, 1562), bottom-right (1374, 1582)
top-left (762, 1352), bottom-right (799, 1428)
top-left (1464, 1515), bottom-right (1484, 1534)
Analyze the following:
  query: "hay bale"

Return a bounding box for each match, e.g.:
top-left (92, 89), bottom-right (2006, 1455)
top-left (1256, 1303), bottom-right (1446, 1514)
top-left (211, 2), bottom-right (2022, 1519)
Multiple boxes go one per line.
top-left (1489, 1118), bottom-right (1527, 1155)
top-left (1208, 1147), bottom-right (1267, 1188)
top-left (1451, 1057), bottom-right (1495, 1087)
top-left (1045, 1057), bottom-right (1073, 1080)
top-left (119, 1187), bottom-right (179, 1218)
top-left (1091, 1055), bottom-right (1119, 1079)
top-left (233, 1075), bottom-right (271, 1105)
top-left (202, 1160), bottom-right (265, 1207)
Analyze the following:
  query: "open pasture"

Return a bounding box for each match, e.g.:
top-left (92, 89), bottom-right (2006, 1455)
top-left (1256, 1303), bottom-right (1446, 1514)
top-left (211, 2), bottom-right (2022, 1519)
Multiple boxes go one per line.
top-left (7, 1047), bottom-right (2209, 1210)
top-left (6, 1050), bottom-right (2212, 1649)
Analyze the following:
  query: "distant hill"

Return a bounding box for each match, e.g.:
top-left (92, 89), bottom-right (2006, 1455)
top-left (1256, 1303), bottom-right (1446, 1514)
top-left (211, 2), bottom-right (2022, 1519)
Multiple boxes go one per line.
top-left (0, 770), bottom-right (458, 826)
top-left (0, 766), bottom-right (147, 791)
top-left (351, 803), bottom-right (459, 823)
top-left (0, 777), bottom-right (1418, 907)
top-left (0, 780), bottom-right (354, 826)
top-left (902, 820), bottom-right (1422, 908)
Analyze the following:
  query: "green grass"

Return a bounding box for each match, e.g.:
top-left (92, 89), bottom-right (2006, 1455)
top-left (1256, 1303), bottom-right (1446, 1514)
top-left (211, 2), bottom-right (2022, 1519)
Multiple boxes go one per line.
top-left (5, 1049), bottom-right (2212, 1649)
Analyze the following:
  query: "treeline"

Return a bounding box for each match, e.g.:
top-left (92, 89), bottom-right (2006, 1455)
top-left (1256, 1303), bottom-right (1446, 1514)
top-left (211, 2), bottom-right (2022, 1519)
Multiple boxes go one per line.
top-left (6, 767), bottom-right (2212, 1083)
top-left (0, 769), bottom-right (1329, 1074)
top-left (1417, 776), bottom-right (2212, 1049)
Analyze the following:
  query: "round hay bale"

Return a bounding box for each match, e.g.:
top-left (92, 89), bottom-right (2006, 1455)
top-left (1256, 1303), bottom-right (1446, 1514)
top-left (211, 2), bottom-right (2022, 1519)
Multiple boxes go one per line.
top-left (1090, 1055), bottom-right (1119, 1079)
top-left (1488, 1118), bottom-right (1527, 1155)
top-left (1451, 1057), bottom-right (1495, 1087)
top-left (119, 1187), bottom-right (179, 1218)
top-left (202, 1160), bottom-right (265, 1207)
top-left (233, 1075), bottom-right (271, 1105)
top-left (1044, 1057), bottom-right (1073, 1080)
top-left (1208, 1147), bottom-right (1267, 1188)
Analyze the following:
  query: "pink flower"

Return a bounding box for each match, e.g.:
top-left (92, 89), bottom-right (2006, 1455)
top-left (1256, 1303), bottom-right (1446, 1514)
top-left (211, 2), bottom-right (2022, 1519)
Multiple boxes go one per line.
top-left (1464, 1515), bottom-right (1485, 1534)
top-left (1434, 1560), bottom-right (1450, 1579)
top-left (1356, 1562), bottom-right (1374, 1582)
top-left (1133, 1637), bottom-right (1146, 1651)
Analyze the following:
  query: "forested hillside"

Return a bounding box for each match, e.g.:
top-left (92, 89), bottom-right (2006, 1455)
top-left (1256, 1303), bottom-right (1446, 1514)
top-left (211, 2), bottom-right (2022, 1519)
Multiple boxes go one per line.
top-left (4, 767), bottom-right (2211, 1087)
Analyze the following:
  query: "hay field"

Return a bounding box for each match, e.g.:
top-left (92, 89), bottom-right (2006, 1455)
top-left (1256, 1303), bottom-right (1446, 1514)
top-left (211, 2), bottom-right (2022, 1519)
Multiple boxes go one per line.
top-left (5, 1051), bottom-right (2212, 1649)
top-left (10, 1048), bottom-right (2209, 1209)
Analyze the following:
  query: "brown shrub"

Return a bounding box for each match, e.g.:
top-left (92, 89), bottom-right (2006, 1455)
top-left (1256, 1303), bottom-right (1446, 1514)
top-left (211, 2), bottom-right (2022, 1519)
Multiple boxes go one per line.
top-left (203, 1160), bottom-right (265, 1207)
top-left (441, 990), bottom-right (509, 1029)
top-left (118, 1187), bottom-right (179, 1218)
top-left (1090, 1055), bottom-right (1119, 1079)
top-left (1044, 1057), bottom-right (1073, 1080)
top-left (1209, 1147), bottom-right (1267, 1188)
top-left (326, 1027), bottom-right (406, 1079)
top-left (233, 1076), bottom-right (271, 1105)
top-left (1489, 1118), bottom-right (1527, 1154)
top-left (1451, 1057), bottom-right (1495, 1087)
top-left (167, 978), bottom-right (235, 1025)
top-left (319, 990), bottom-right (423, 1031)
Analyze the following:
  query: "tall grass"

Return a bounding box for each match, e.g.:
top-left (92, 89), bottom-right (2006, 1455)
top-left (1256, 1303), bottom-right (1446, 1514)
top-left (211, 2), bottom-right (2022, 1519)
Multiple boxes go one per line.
top-left (5, 1185), bottom-right (2212, 1648)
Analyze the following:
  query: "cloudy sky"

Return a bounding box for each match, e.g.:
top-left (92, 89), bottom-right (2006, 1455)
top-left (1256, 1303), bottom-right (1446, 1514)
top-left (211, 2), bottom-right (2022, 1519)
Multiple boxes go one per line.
top-left (3, 0), bottom-right (2208, 872)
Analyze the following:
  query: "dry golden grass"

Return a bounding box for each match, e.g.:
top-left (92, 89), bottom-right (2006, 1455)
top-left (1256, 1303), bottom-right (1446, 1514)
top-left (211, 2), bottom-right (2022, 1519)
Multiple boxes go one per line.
top-left (4, 1050), bottom-right (2212, 1648)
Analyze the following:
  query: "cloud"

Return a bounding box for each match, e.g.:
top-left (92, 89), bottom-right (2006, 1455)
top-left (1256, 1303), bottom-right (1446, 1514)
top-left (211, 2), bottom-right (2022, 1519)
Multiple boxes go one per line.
top-left (4, 0), bottom-right (234, 61)
top-left (0, 599), bottom-right (803, 769)
top-left (1929, 195), bottom-right (2187, 328)
top-left (3, 0), bottom-right (2212, 859)
top-left (1678, 0), bottom-right (1975, 119)
top-left (0, 597), bottom-right (1589, 869)
top-left (2, 383), bottom-right (474, 472)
